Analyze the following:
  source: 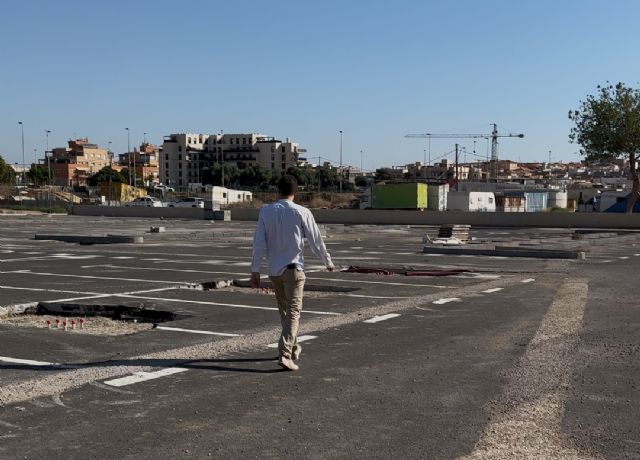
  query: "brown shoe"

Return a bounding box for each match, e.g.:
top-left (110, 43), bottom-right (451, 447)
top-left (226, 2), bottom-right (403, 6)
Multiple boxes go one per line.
top-left (292, 344), bottom-right (302, 361)
top-left (278, 356), bottom-right (299, 371)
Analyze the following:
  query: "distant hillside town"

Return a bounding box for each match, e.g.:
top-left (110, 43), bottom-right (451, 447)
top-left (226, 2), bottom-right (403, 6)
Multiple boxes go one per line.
top-left (0, 130), bottom-right (638, 213)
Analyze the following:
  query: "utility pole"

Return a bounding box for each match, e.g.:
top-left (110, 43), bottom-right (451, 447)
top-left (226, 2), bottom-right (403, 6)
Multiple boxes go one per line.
top-left (125, 128), bottom-right (131, 186)
top-left (220, 130), bottom-right (225, 188)
top-left (455, 143), bottom-right (459, 186)
top-left (108, 141), bottom-right (113, 205)
top-left (339, 130), bottom-right (343, 193)
top-left (18, 122), bottom-right (25, 186)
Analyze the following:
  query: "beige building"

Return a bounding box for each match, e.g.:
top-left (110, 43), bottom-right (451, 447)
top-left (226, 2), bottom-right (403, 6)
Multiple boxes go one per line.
top-left (161, 133), bottom-right (303, 188)
top-left (50, 138), bottom-right (110, 187)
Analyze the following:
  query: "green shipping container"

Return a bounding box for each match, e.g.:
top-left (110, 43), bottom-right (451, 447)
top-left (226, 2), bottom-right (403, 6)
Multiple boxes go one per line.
top-left (371, 183), bottom-right (428, 209)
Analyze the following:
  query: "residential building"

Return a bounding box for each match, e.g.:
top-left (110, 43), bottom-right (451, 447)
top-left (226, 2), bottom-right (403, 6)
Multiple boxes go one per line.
top-left (119, 143), bottom-right (160, 186)
top-left (161, 132), bottom-right (303, 188)
top-left (49, 138), bottom-right (110, 187)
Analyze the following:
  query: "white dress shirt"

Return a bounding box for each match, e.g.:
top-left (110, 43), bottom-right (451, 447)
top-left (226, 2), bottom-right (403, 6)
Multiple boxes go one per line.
top-left (251, 199), bottom-right (334, 276)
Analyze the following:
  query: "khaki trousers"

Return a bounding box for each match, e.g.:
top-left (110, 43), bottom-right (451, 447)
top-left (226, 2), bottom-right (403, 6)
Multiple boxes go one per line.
top-left (269, 268), bottom-right (306, 359)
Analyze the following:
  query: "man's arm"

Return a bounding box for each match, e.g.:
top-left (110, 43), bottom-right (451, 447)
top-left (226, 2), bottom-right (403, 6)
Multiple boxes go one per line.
top-left (251, 208), bottom-right (267, 288)
top-left (300, 209), bottom-right (334, 270)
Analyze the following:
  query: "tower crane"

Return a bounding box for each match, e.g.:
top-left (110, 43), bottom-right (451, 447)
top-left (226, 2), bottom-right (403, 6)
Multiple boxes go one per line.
top-left (405, 123), bottom-right (524, 180)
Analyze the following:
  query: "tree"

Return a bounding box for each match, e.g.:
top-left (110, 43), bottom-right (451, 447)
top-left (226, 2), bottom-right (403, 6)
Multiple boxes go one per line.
top-left (0, 155), bottom-right (15, 184)
top-left (26, 165), bottom-right (50, 185)
top-left (569, 82), bottom-right (640, 213)
top-left (374, 168), bottom-right (396, 182)
top-left (88, 166), bottom-right (127, 187)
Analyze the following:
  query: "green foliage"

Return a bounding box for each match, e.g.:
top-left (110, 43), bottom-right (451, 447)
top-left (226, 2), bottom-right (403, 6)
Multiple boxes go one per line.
top-left (569, 82), bottom-right (640, 162)
top-left (26, 165), bottom-right (51, 185)
top-left (569, 82), bottom-right (640, 212)
top-left (0, 155), bottom-right (15, 184)
top-left (375, 168), bottom-right (396, 182)
top-left (88, 166), bottom-right (127, 186)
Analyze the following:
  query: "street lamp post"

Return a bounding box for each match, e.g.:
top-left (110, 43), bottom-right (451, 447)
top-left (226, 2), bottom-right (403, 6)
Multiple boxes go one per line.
top-left (360, 149), bottom-right (363, 173)
top-left (339, 130), bottom-right (343, 193)
top-left (45, 130), bottom-right (51, 185)
top-left (18, 122), bottom-right (25, 186)
top-left (125, 128), bottom-right (131, 186)
top-left (220, 130), bottom-right (225, 188)
top-left (108, 141), bottom-right (113, 205)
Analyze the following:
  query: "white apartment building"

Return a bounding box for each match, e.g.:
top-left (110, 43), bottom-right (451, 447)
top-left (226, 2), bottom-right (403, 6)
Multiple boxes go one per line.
top-left (161, 132), bottom-right (304, 188)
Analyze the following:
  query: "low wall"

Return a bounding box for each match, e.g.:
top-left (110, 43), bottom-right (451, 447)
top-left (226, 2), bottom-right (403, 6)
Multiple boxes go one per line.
top-left (230, 208), bottom-right (640, 229)
top-left (73, 205), bottom-right (204, 219)
top-left (72, 205), bottom-right (640, 229)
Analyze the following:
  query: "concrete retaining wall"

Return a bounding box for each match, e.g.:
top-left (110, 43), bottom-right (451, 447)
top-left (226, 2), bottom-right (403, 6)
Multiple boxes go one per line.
top-left (73, 205), bottom-right (205, 219)
top-left (72, 205), bottom-right (640, 229)
top-left (230, 208), bottom-right (640, 228)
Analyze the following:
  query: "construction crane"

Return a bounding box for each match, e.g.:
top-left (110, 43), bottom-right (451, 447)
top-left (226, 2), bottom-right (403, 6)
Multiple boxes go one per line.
top-left (405, 123), bottom-right (524, 180)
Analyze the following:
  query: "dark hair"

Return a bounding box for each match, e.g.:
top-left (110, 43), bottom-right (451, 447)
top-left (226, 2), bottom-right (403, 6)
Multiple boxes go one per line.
top-left (278, 174), bottom-right (298, 196)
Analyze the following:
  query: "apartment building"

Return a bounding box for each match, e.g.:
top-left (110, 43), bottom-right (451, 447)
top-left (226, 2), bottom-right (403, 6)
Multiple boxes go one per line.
top-left (49, 138), bottom-right (110, 187)
top-left (118, 143), bottom-right (160, 186)
top-left (160, 132), bottom-right (303, 188)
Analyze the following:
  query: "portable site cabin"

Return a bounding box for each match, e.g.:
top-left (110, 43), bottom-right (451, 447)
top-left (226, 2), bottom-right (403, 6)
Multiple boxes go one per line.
top-left (447, 191), bottom-right (496, 212)
top-left (599, 191), bottom-right (640, 212)
top-left (547, 190), bottom-right (568, 209)
top-left (495, 192), bottom-right (526, 212)
top-left (523, 191), bottom-right (548, 212)
top-left (427, 184), bottom-right (448, 211)
top-left (370, 183), bottom-right (428, 209)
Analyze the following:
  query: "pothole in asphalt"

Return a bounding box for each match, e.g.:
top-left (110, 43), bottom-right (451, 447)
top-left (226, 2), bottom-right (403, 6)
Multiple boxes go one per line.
top-left (0, 302), bottom-right (188, 336)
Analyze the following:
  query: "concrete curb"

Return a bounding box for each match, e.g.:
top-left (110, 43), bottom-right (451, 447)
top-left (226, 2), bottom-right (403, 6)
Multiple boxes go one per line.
top-left (34, 234), bottom-right (144, 244)
top-left (423, 245), bottom-right (586, 259)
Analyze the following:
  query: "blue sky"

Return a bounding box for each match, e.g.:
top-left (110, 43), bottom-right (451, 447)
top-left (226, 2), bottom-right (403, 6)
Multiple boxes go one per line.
top-left (1, 0), bottom-right (639, 171)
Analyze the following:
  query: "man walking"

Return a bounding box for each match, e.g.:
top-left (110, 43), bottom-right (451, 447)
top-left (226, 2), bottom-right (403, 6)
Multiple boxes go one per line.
top-left (251, 175), bottom-right (334, 371)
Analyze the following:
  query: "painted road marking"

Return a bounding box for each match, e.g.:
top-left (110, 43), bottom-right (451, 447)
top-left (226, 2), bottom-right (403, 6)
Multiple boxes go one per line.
top-left (267, 335), bottom-right (317, 348)
top-left (482, 287), bottom-right (504, 293)
top-left (433, 298), bottom-right (461, 304)
top-left (307, 276), bottom-right (449, 289)
top-left (461, 280), bottom-right (589, 458)
top-left (80, 264), bottom-right (247, 276)
top-left (0, 356), bottom-right (79, 369)
top-left (0, 270), bottom-right (199, 285)
top-left (111, 256), bottom-right (135, 259)
top-left (364, 313), bottom-right (401, 323)
top-left (0, 356), bottom-right (58, 366)
top-left (155, 326), bottom-right (241, 337)
top-left (521, 278), bottom-right (536, 283)
top-left (115, 294), bottom-right (340, 316)
top-left (103, 367), bottom-right (189, 387)
top-left (634, 254), bottom-right (640, 257)
top-left (619, 256), bottom-right (630, 260)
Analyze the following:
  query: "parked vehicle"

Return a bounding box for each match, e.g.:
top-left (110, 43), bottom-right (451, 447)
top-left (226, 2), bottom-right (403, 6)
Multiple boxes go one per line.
top-left (125, 196), bottom-right (164, 207)
top-left (153, 184), bottom-right (175, 193)
top-left (169, 197), bottom-right (204, 208)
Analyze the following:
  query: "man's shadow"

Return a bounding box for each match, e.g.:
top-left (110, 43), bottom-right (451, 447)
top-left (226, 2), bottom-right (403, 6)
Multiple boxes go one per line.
top-left (0, 356), bottom-right (288, 374)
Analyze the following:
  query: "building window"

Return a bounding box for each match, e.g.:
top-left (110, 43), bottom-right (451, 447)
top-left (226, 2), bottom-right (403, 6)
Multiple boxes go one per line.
top-left (178, 146), bottom-right (182, 152)
top-left (271, 154), bottom-right (275, 161)
top-left (271, 163), bottom-right (275, 169)
top-left (282, 162), bottom-right (286, 169)
top-left (165, 154), bottom-right (169, 160)
top-left (179, 171), bottom-right (182, 177)
top-left (165, 162), bottom-right (169, 170)
top-left (178, 154), bottom-right (182, 161)
top-left (230, 138), bottom-right (233, 145)
top-left (179, 163), bottom-right (182, 169)
top-left (242, 138), bottom-right (246, 144)
top-left (236, 138), bottom-right (239, 145)
top-left (282, 154), bottom-right (286, 161)
top-left (281, 146), bottom-right (286, 153)
top-left (188, 137), bottom-right (191, 144)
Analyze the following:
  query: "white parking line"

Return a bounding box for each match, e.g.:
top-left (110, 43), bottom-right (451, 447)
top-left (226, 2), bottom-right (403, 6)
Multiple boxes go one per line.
top-left (103, 367), bottom-right (189, 387)
top-left (521, 278), bottom-right (536, 283)
top-left (482, 288), bottom-right (504, 293)
top-left (364, 313), bottom-right (401, 323)
top-left (115, 294), bottom-right (340, 316)
top-left (433, 298), bottom-right (461, 304)
top-left (0, 270), bottom-right (198, 285)
top-left (0, 356), bottom-right (58, 366)
top-left (306, 276), bottom-right (449, 289)
top-left (80, 264), bottom-right (247, 276)
top-left (619, 256), bottom-right (630, 260)
top-left (155, 326), bottom-right (241, 337)
top-left (600, 260), bottom-right (613, 263)
top-left (267, 335), bottom-right (317, 348)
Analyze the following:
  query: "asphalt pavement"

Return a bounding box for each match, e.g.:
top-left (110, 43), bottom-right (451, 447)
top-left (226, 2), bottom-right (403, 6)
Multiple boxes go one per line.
top-left (1, 214), bottom-right (639, 459)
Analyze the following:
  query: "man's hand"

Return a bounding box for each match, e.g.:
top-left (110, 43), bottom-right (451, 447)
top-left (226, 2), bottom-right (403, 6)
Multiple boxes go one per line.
top-left (251, 272), bottom-right (261, 289)
top-left (326, 265), bottom-right (335, 272)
